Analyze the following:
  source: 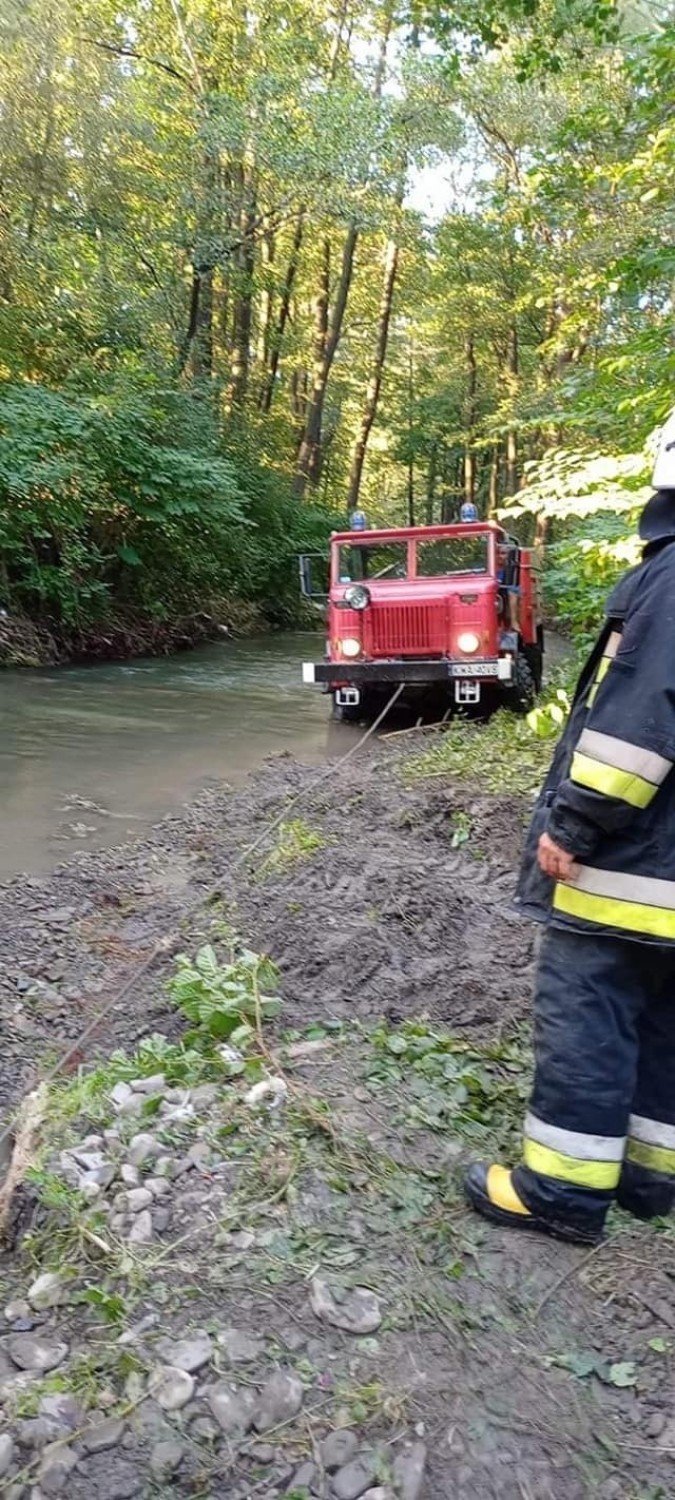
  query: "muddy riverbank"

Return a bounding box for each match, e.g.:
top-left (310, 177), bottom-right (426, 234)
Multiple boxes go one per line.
top-left (0, 736), bottom-right (534, 1124)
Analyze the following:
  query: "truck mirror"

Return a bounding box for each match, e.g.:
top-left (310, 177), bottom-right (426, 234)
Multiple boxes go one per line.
top-left (298, 554), bottom-right (329, 600)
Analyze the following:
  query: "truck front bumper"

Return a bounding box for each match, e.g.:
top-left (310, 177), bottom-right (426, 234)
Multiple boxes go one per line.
top-left (302, 657), bottom-right (513, 686)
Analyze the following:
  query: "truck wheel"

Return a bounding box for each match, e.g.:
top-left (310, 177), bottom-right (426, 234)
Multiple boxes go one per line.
top-left (505, 655), bottom-right (536, 715)
top-left (524, 642), bottom-right (543, 692)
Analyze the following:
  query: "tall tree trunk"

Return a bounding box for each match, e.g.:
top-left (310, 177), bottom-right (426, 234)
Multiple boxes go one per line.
top-left (505, 321), bottom-right (519, 496)
top-left (488, 445), bottom-right (500, 517)
top-left (192, 265), bottom-right (213, 376)
top-left (346, 234), bottom-right (400, 510)
top-left (464, 333), bottom-right (477, 506)
top-left (256, 217), bottom-right (275, 368)
top-left (425, 440), bottom-right (438, 525)
top-left (259, 211), bottom-right (304, 413)
top-left (294, 225), bottom-right (358, 496)
top-left (226, 157), bottom-right (256, 409)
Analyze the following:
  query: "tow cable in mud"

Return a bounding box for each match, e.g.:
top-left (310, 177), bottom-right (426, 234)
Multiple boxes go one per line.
top-left (0, 685), bottom-right (405, 1226)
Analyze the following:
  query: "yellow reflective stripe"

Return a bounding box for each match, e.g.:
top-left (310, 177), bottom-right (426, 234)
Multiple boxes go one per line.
top-left (587, 631), bottom-right (622, 707)
top-left (577, 730), bottom-right (671, 786)
top-left (554, 882), bottom-right (675, 941)
top-left (571, 752), bottom-right (657, 809)
top-left (627, 1139), bottom-right (675, 1177)
top-left (524, 1138), bottom-right (621, 1190)
top-left (587, 656), bottom-right (611, 707)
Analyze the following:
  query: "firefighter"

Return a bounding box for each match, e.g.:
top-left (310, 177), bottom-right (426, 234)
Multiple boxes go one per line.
top-left (459, 501), bottom-right (478, 522)
top-left (465, 412), bottom-right (675, 1244)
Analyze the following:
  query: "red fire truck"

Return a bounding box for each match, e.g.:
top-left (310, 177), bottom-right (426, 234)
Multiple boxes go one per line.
top-left (300, 520), bottom-right (543, 720)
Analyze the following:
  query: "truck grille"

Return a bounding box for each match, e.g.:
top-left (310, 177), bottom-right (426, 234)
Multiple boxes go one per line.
top-left (366, 602), bottom-right (446, 657)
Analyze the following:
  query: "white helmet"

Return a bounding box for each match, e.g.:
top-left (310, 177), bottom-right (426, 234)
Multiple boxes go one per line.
top-left (652, 408), bottom-right (675, 489)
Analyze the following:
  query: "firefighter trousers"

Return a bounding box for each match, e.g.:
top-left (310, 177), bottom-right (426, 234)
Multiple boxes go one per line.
top-left (512, 925), bottom-right (675, 1236)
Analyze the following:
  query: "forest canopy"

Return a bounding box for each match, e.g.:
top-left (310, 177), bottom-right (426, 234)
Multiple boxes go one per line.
top-left (0, 0), bottom-right (670, 645)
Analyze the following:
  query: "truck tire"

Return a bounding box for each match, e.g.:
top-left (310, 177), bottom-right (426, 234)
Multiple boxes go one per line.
top-left (505, 654), bottom-right (536, 715)
top-left (524, 642), bottom-right (544, 692)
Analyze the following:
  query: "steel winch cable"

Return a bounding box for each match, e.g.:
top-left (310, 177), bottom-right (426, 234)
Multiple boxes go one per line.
top-left (0, 684), bottom-right (405, 1160)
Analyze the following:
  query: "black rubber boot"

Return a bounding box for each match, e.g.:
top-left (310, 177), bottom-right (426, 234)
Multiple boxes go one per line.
top-left (464, 1162), bottom-right (603, 1246)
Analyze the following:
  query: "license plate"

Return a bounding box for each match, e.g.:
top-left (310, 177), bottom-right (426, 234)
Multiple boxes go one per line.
top-left (449, 662), bottom-right (499, 678)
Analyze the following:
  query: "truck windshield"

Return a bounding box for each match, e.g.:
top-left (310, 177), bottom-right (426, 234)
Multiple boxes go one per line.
top-left (416, 536), bottom-right (489, 576)
top-left (337, 542), bottom-right (408, 582)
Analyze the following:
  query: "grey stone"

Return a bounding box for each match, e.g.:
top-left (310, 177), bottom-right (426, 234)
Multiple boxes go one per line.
top-left (9, 1335), bottom-right (68, 1373)
top-left (127, 1133), bottom-right (161, 1167)
top-left (37, 1443), bottom-right (77, 1495)
top-left (291, 1462), bottom-right (318, 1491)
top-left (0, 1434), bottom-right (14, 1476)
top-left (80, 1179), bottom-right (102, 1202)
top-left (192, 1084), bottom-right (219, 1108)
top-left (250, 1444), bottom-right (277, 1462)
top-left (145, 1176), bottom-right (170, 1198)
top-left (158, 1332), bottom-right (213, 1373)
top-left (71, 1149), bottom-right (107, 1173)
top-left (189, 1415), bottom-right (220, 1442)
top-left (154, 1156), bottom-right (176, 1178)
top-left (322, 1431), bottom-right (359, 1471)
top-left (110, 1082), bottom-right (133, 1109)
top-left (80, 1163), bottom-right (115, 1189)
top-left (120, 1165), bottom-right (140, 1188)
top-left (152, 1206), bottom-right (171, 1233)
top-left (645, 1411), bottom-right (667, 1438)
top-left (331, 1454), bottom-right (379, 1500)
top-left (27, 1273), bottom-right (65, 1311)
top-left (392, 1443), bottom-right (427, 1500)
top-left (253, 1370), bottom-right (304, 1433)
top-left (117, 1313), bottom-right (157, 1346)
top-left (124, 1187), bottom-right (153, 1214)
top-left (16, 1417), bottom-right (62, 1449)
top-left (81, 1418), bottom-right (126, 1453)
top-left (130, 1073), bottom-right (166, 1095)
top-left (207, 1381), bottom-right (257, 1435)
top-left (150, 1439), bottom-right (185, 1479)
top-left (310, 1278), bottom-right (382, 1335)
top-left (362, 1491), bottom-right (394, 1499)
top-left (39, 1394), bottom-right (83, 1434)
top-left (117, 1094), bottom-right (145, 1118)
top-left (217, 1327), bottom-right (264, 1364)
top-left (149, 1365), bottom-right (195, 1411)
top-left (5, 1299), bottom-right (30, 1322)
top-left (185, 1140), bottom-right (211, 1170)
top-left (127, 1210), bottom-right (153, 1244)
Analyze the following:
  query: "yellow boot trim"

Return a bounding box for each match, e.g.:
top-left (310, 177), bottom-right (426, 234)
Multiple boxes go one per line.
top-left (486, 1164), bottom-right (531, 1216)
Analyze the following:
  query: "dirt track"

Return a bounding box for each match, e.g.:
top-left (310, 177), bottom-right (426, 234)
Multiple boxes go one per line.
top-left (0, 739), bottom-right (535, 1125)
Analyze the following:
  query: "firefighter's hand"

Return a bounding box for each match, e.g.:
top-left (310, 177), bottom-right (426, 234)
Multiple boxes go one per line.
top-left (537, 833), bottom-right (579, 882)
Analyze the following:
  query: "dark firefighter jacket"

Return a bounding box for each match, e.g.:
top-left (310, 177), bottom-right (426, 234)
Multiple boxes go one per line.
top-left (517, 535), bottom-right (675, 945)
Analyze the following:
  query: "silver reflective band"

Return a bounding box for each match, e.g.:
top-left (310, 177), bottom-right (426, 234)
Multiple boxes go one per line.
top-left (606, 631), bottom-right (622, 659)
top-left (576, 729), bottom-right (671, 786)
top-left (524, 1112), bottom-right (625, 1163)
top-left (629, 1114), bottom-right (675, 1150)
top-left (565, 865), bottom-right (675, 909)
top-left (302, 663), bottom-right (316, 684)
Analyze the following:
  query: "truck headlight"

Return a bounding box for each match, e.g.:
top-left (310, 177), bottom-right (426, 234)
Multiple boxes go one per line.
top-left (344, 584), bottom-right (370, 610)
top-left (340, 638), bottom-right (362, 658)
top-left (457, 631), bottom-right (480, 654)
